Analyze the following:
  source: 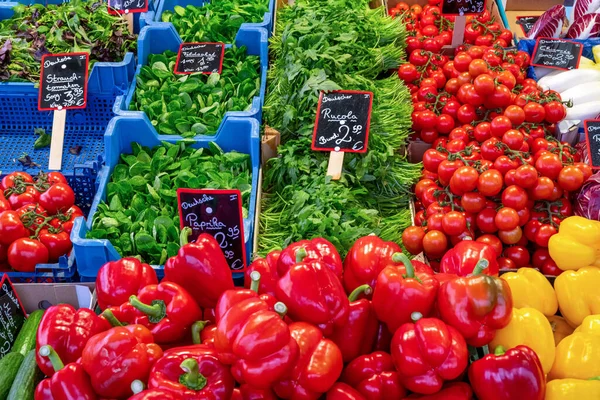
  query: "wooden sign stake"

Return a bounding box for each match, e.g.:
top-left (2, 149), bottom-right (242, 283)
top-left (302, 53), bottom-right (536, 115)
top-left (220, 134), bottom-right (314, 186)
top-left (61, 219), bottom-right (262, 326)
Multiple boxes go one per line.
top-left (124, 11), bottom-right (134, 34)
top-left (451, 15), bottom-right (466, 48)
top-left (48, 109), bottom-right (67, 171)
top-left (326, 150), bottom-right (345, 180)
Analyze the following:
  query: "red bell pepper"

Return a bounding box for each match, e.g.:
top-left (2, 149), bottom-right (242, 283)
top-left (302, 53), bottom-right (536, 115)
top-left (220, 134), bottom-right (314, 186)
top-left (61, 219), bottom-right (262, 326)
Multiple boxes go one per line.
top-left (231, 384), bottom-right (278, 400)
top-left (468, 345), bottom-right (545, 400)
top-left (95, 257), bottom-right (158, 310)
top-left (102, 281), bottom-right (202, 344)
top-left (343, 235), bottom-right (402, 295)
top-left (164, 229), bottom-right (234, 309)
top-left (402, 382), bottom-right (473, 399)
top-left (437, 260), bottom-right (513, 347)
top-left (326, 383), bottom-right (366, 400)
top-left (329, 284), bottom-right (379, 362)
top-left (81, 325), bottom-right (164, 399)
top-left (373, 324), bottom-right (392, 353)
top-left (203, 307), bottom-right (216, 324)
top-left (35, 345), bottom-right (96, 400)
top-left (129, 383), bottom-right (178, 400)
top-left (214, 288), bottom-right (298, 389)
top-left (36, 304), bottom-right (110, 377)
top-left (341, 351), bottom-right (406, 400)
top-left (277, 238), bottom-right (343, 278)
top-left (372, 253), bottom-right (439, 333)
top-left (391, 313), bottom-right (469, 395)
top-left (274, 322), bottom-right (344, 400)
top-left (275, 247), bottom-right (349, 336)
top-left (244, 249), bottom-right (281, 296)
top-left (440, 240), bottom-right (499, 276)
top-left (147, 345), bottom-right (234, 399)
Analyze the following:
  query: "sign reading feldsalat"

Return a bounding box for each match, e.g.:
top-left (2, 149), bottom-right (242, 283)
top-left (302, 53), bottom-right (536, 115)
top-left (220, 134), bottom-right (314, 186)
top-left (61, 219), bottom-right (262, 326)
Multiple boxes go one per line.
top-left (175, 43), bottom-right (225, 75)
top-left (38, 53), bottom-right (89, 111)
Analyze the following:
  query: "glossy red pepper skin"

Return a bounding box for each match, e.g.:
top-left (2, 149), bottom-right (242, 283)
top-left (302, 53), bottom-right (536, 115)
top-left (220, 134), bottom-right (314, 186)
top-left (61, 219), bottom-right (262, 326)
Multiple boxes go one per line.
top-left (277, 238), bottom-right (343, 278)
top-left (95, 257), bottom-right (158, 311)
top-left (343, 236), bottom-right (402, 295)
top-left (36, 305), bottom-right (110, 377)
top-left (468, 346), bottom-right (545, 400)
top-left (147, 344), bottom-right (234, 399)
top-left (214, 289), bottom-right (298, 389)
top-left (164, 232), bottom-right (234, 309)
top-left (329, 285), bottom-right (379, 362)
top-left (402, 382), bottom-right (473, 399)
top-left (342, 351), bottom-right (406, 400)
top-left (373, 324), bottom-right (392, 353)
top-left (35, 361), bottom-right (96, 400)
top-left (326, 383), bottom-right (366, 400)
top-left (391, 316), bottom-right (469, 395)
top-left (372, 254), bottom-right (439, 333)
top-left (437, 263), bottom-right (513, 347)
top-left (276, 249), bottom-right (349, 336)
top-left (81, 325), bottom-right (164, 399)
top-left (274, 322), bottom-right (344, 400)
top-left (244, 250), bottom-right (281, 296)
top-left (129, 389), bottom-right (178, 400)
top-left (440, 241), bottom-right (499, 276)
top-left (231, 384), bottom-right (278, 400)
top-left (105, 281), bottom-right (202, 344)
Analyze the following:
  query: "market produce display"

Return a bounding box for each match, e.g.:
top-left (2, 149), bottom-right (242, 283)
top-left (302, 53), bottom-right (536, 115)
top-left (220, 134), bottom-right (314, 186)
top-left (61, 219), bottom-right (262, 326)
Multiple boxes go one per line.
top-left (0, 1), bottom-right (136, 82)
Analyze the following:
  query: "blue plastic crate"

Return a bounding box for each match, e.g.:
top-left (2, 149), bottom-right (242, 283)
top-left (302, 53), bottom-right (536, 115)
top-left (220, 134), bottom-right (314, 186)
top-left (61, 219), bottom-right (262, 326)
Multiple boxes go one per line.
top-left (71, 114), bottom-right (261, 280)
top-left (115, 22), bottom-right (268, 140)
top-left (145, 0), bottom-right (275, 37)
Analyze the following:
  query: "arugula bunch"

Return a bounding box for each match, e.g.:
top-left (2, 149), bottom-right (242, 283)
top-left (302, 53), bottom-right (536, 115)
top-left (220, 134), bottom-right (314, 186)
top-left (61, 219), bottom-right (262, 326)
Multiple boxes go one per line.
top-left (87, 141), bottom-right (252, 265)
top-left (131, 46), bottom-right (260, 137)
top-left (259, 0), bottom-right (420, 256)
top-left (162, 0), bottom-right (269, 44)
top-left (0, 0), bottom-right (136, 82)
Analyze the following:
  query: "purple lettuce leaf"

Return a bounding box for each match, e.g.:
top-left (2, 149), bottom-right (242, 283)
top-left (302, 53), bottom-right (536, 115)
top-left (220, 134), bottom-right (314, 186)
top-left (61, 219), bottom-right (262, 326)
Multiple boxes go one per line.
top-left (527, 5), bottom-right (565, 39)
top-left (566, 13), bottom-right (600, 38)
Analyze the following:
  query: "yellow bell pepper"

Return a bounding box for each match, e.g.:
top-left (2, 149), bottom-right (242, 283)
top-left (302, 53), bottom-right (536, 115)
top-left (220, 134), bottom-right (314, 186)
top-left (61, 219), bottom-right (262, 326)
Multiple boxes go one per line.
top-left (490, 307), bottom-right (555, 374)
top-left (547, 315), bottom-right (574, 346)
top-left (574, 314), bottom-right (600, 334)
top-left (548, 216), bottom-right (600, 271)
top-left (549, 327), bottom-right (600, 380)
top-left (501, 268), bottom-right (557, 317)
top-left (545, 378), bottom-right (600, 400)
top-left (554, 267), bottom-right (600, 327)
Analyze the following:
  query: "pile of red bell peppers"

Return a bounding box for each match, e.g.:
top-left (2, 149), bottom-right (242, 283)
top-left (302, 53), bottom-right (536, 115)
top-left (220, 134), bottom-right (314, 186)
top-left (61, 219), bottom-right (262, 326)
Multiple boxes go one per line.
top-left (33, 233), bottom-right (546, 399)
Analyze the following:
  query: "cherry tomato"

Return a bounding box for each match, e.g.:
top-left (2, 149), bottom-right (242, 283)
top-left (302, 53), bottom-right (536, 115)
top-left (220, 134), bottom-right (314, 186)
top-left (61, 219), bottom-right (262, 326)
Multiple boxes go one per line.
top-left (421, 186), bottom-right (439, 208)
top-left (477, 169), bottom-right (503, 196)
top-left (480, 138), bottom-right (504, 161)
top-left (504, 246), bottom-right (530, 268)
top-left (398, 64), bottom-right (419, 83)
top-left (441, 211), bottom-right (467, 236)
top-left (422, 230), bottom-right (448, 259)
top-left (535, 224), bottom-right (557, 247)
top-left (543, 101), bottom-right (566, 124)
top-left (523, 102), bottom-right (546, 123)
top-left (423, 149), bottom-right (448, 173)
top-left (435, 114), bottom-right (455, 134)
top-left (529, 176), bottom-right (555, 201)
top-left (402, 226), bottom-right (426, 256)
top-left (524, 219), bottom-right (542, 242)
top-left (450, 166), bottom-right (479, 193)
top-left (485, 85), bottom-right (512, 109)
top-left (409, 49), bottom-right (429, 66)
top-left (415, 179), bottom-right (438, 199)
top-left (453, 52), bottom-right (473, 72)
top-left (438, 160), bottom-right (464, 186)
top-left (44, 172), bottom-right (69, 186)
top-left (535, 153), bottom-right (563, 180)
top-left (461, 192), bottom-right (486, 213)
top-left (557, 165), bottom-right (585, 192)
top-left (493, 156), bottom-right (518, 176)
top-left (541, 259), bottom-right (561, 276)
top-left (530, 138), bottom-right (550, 155)
top-left (495, 207), bottom-right (520, 231)
top-left (468, 59), bottom-right (489, 77)
top-left (456, 104), bottom-right (477, 124)
top-left (490, 116), bottom-right (512, 138)
top-left (475, 234), bottom-right (503, 257)
top-left (427, 213), bottom-right (444, 232)
top-left (498, 226), bottom-right (523, 245)
top-left (496, 70), bottom-right (516, 90)
top-left (502, 185), bottom-right (528, 210)
top-left (514, 164), bottom-right (538, 189)
top-left (517, 207), bottom-right (530, 226)
top-left (0, 211), bottom-right (28, 246)
top-left (502, 129), bottom-right (524, 151)
top-left (476, 208), bottom-right (498, 233)
top-left (532, 248), bottom-right (551, 269)
top-left (575, 162), bottom-right (593, 181)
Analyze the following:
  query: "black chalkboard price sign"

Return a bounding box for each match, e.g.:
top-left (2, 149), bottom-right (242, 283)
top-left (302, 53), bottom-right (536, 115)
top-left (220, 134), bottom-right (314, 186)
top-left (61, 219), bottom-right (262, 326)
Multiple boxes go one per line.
top-left (585, 120), bottom-right (600, 169)
top-left (177, 189), bottom-right (247, 272)
top-left (312, 90), bottom-right (373, 154)
top-left (516, 16), bottom-right (539, 35)
top-left (531, 38), bottom-right (583, 71)
top-left (38, 53), bottom-right (89, 111)
top-left (441, 0), bottom-right (485, 15)
top-left (0, 275), bottom-right (26, 359)
top-left (107, 0), bottom-right (148, 14)
top-left (174, 43), bottom-right (225, 75)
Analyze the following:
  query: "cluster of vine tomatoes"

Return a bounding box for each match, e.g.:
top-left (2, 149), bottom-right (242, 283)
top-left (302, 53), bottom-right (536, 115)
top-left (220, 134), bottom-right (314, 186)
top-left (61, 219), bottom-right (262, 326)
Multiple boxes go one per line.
top-left (389, 0), bottom-right (513, 51)
top-left (0, 171), bottom-right (83, 272)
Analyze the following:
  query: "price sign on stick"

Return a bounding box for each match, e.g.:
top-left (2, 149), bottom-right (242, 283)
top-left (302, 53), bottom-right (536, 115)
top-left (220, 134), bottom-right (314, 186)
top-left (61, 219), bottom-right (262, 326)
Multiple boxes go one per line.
top-left (312, 90), bottom-right (373, 180)
top-left (516, 16), bottom-right (539, 35)
top-left (584, 120), bottom-right (600, 169)
top-left (0, 275), bottom-right (26, 360)
top-left (107, 0), bottom-right (148, 33)
top-left (531, 38), bottom-right (583, 71)
top-left (441, 0), bottom-right (485, 15)
top-left (174, 43), bottom-right (225, 75)
top-left (38, 52), bottom-right (89, 171)
top-left (177, 189), bottom-right (247, 272)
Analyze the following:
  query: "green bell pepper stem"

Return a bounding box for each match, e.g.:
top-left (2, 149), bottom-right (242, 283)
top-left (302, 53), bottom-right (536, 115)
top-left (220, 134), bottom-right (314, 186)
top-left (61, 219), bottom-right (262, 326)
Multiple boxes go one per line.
top-left (394, 252), bottom-right (415, 278)
top-left (274, 302), bottom-right (287, 319)
top-left (131, 380), bottom-right (145, 394)
top-left (180, 227), bottom-right (193, 247)
top-left (295, 247), bottom-right (307, 263)
top-left (38, 345), bottom-right (64, 372)
top-left (250, 270), bottom-right (261, 293)
top-left (101, 309), bottom-right (126, 327)
top-left (348, 284), bottom-right (372, 302)
top-left (494, 345), bottom-right (506, 356)
top-left (472, 259), bottom-right (490, 275)
top-left (179, 358), bottom-right (207, 391)
top-left (129, 295), bottom-right (167, 323)
top-left (191, 321), bottom-right (208, 345)
top-left (411, 311), bottom-right (423, 323)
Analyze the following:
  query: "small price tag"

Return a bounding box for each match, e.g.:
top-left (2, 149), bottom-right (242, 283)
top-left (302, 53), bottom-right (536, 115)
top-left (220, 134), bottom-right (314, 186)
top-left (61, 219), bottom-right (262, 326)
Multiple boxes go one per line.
top-left (584, 120), bottom-right (600, 169)
top-left (312, 90), bottom-right (373, 154)
top-left (38, 53), bottom-right (89, 111)
top-left (174, 43), bottom-right (225, 75)
top-left (177, 189), bottom-right (247, 272)
top-left (441, 0), bottom-right (485, 15)
top-left (531, 37), bottom-right (583, 71)
top-left (516, 16), bottom-right (539, 35)
top-left (0, 275), bottom-right (26, 360)
top-left (107, 0), bottom-right (148, 14)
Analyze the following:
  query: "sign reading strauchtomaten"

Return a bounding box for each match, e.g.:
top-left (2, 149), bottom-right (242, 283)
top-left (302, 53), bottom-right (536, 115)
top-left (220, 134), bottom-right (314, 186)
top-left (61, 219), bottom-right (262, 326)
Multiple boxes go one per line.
top-left (38, 53), bottom-right (89, 111)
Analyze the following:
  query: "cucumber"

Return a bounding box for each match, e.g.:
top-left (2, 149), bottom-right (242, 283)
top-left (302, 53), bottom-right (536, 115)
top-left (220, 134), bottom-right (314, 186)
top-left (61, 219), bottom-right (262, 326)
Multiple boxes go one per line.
top-left (11, 310), bottom-right (44, 356)
top-left (7, 349), bottom-right (42, 400)
top-left (0, 352), bottom-right (24, 400)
